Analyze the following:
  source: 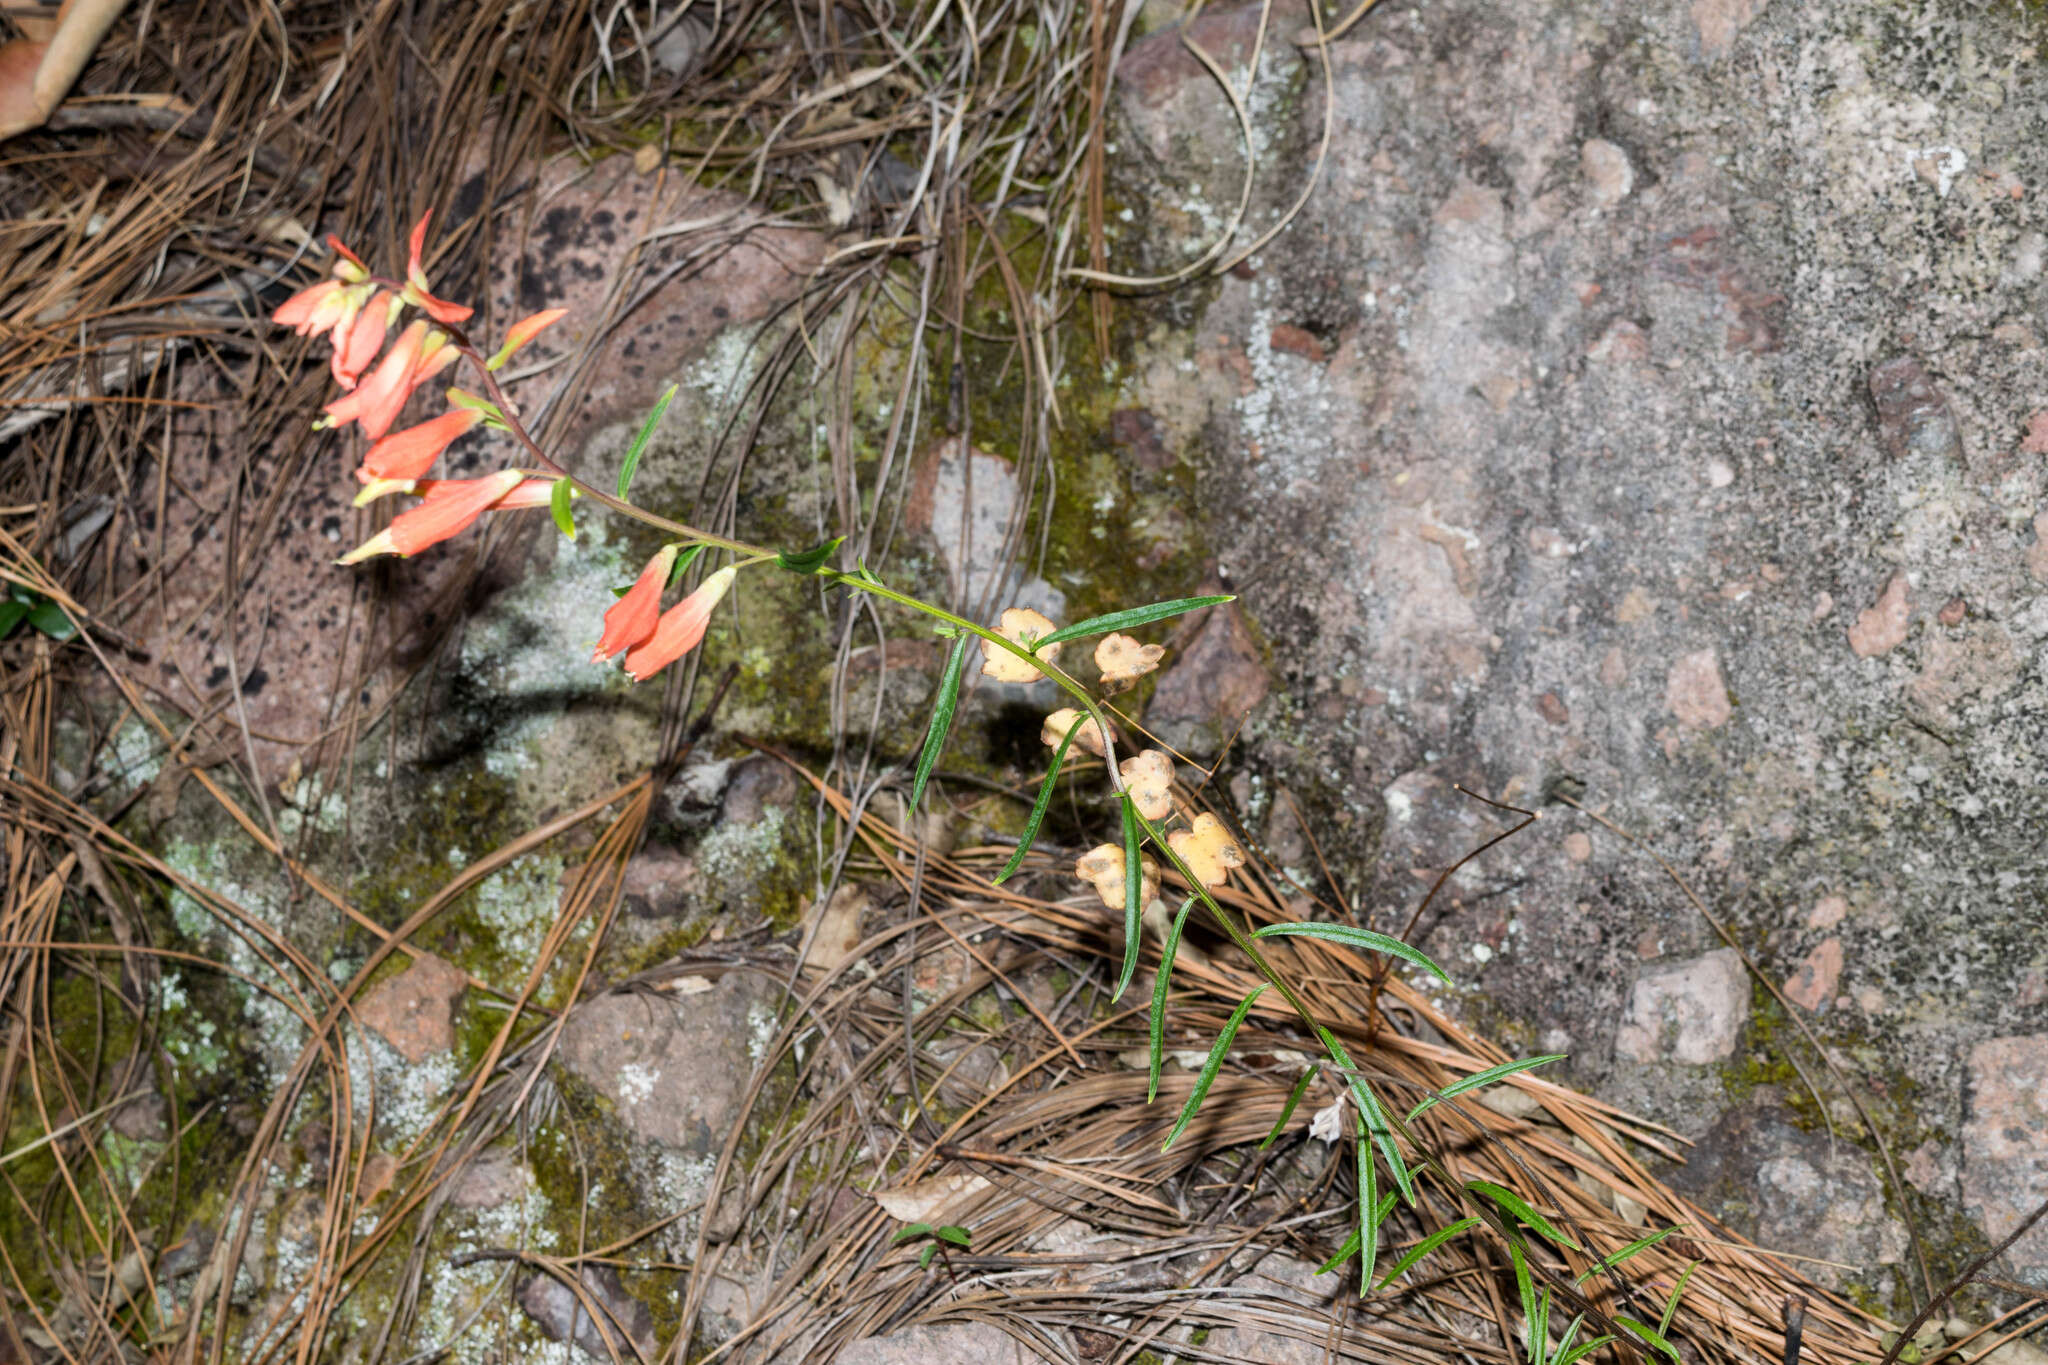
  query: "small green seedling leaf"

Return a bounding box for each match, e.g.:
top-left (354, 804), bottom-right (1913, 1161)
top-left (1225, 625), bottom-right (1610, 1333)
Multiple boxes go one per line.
top-left (776, 535), bottom-right (845, 575)
top-left (0, 597), bottom-right (31, 638)
top-left (1113, 793), bottom-right (1144, 1002)
top-left (550, 474), bottom-right (577, 541)
top-left (1148, 897), bottom-right (1195, 1104)
top-left (994, 709), bottom-right (1086, 886)
top-left (1371, 1217), bottom-right (1481, 1292)
top-left (26, 597), bottom-right (76, 640)
top-left (918, 1244), bottom-right (937, 1268)
top-left (891, 1222), bottom-right (934, 1243)
top-left (934, 1225), bottom-right (971, 1248)
top-left (1250, 922), bottom-right (1450, 985)
top-left (616, 383), bottom-right (677, 499)
top-left (1407, 1054), bottom-right (1567, 1123)
top-left (1161, 983), bottom-right (1267, 1152)
top-left (1259, 1068), bottom-right (1317, 1150)
top-left (907, 636), bottom-right (970, 815)
top-left (1031, 595), bottom-right (1233, 651)
top-left (1466, 1180), bottom-right (1582, 1252)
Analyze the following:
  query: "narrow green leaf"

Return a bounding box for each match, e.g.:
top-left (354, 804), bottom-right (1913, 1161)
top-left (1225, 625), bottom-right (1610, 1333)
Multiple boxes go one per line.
top-left (1658, 1259), bottom-right (1699, 1337)
top-left (1465, 1180), bottom-right (1582, 1252)
top-left (1320, 1029), bottom-right (1415, 1205)
top-left (1615, 1314), bottom-right (1683, 1363)
top-left (0, 598), bottom-right (31, 638)
top-left (1148, 897), bottom-right (1195, 1104)
top-left (1030, 595), bottom-right (1233, 651)
top-left (1534, 1287), bottom-right (1552, 1364)
top-left (1161, 984), bottom-right (1267, 1152)
top-left (934, 1225), bottom-right (971, 1248)
top-left (994, 709), bottom-right (1085, 886)
top-left (891, 1223), bottom-right (933, 1243)
top-left (1316, 1226), bottom-right (1361, 1278)
top-left (918, 1244), bottom-right (937, 1269)
top-left (1508, 1240), bottom-right (1539, 1352)
top-left (1575, 1226), bottom-right (1684, 1284)
top-left (1259, 1067), bottom-right (1317, 1150)
top-left (1250, 922), bottom-right (1451, 985)
top-left (1370, 1217), bottom-right (1481, 1292)
top-left (26, 597), bottom-right (76, 640)
top-left (1552, 1316), bottom-right (1587, 1361)
top-left (1553, 1336), bottom-right (1616, 1365)
top-left (907, 636), bottom-right (970, 816)
top-left (616, 383), bottom-right (678, 499)
top-left (549, 475), bottom-right (576, 541)
top-left (1357, 1113), bottom-right (1378, 1293)
top-left (1407, 1054), bottom-right (1567, 1123)
top-left (667, 543), bottom-right (706, 587)
top-left (1113, 794), bottom-right (1144, 1002)
top-left (775, 535), bottom-right (845, 574)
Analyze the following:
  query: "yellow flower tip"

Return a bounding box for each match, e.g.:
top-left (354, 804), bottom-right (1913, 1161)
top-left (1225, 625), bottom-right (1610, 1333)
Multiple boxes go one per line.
top-left (1168, 813), bottom-right (1246, 890)
top-left (1039, 708), bottom-right (1107, 757)
top-left (1096, 632), bottom-right (1166, 688)
top-left (352, 478), bottom-right (416, 507)
top-left (980, 606), bottom-right (1059, 683)
top-left (336, 530), bottom-right (398, 566)
top-left (1119, 750), bottom-right (1176, 822)
top-left (1074, 844), bottom-right (1161, 913)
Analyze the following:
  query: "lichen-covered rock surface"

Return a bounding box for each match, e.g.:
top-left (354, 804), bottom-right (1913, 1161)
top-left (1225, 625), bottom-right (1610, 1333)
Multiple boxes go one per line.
top-left (1098, 0), bottom-right (2048, 1308)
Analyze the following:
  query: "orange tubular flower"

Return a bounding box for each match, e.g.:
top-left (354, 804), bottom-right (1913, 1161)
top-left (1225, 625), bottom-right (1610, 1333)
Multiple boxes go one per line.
top-left (330, 291), bottom-right (392, 389)
top-left (622, 566), bottom-right (736, 682)
top-left (353, 407), bottom-right (484, 503)
top-left (323, 321), bottom-right (457, 440)
top-left (338, 470), bottom-right (528, 564)
top-left (402, 212), bottom-right (475, 325)
top-left (593, 545), bottom-right (679, 663)
top-left (406, 476), bottom-right (559, 509)
top-left (272, 279), bottom-right (347, 335)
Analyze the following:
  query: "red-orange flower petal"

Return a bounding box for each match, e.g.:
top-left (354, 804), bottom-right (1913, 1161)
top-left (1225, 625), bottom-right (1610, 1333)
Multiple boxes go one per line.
top-left (326, 233), bottom-right (370, 277)
top-left (622, 565), bottom-right (735, 682)
top-left (272, 279), bottom-right (343, 333)
top-left (357, 407), bottom-right (482, 485)
top-left (330, 291), bottom-right (391, 389)
top-left (593, 545), bottom-right (678, 663)
top-left (325, 320), bottom-right (428, 435)
top-left (489, 308), bottom-right (569, 369)
top-left (403, 210), bottom-right (473, 325)
top-left (338, 470), bottom-right (528, 564)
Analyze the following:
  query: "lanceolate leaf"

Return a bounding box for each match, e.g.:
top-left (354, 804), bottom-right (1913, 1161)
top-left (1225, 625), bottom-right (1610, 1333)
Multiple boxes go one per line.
top-left (1357, 1113), bottom-right (1379, 1293)
top-left (1320, 1029), bottom-right (1414, 1205)
top-left (1615, 1315), bottom-right (1683, 1363)
top-left (1113, 794), bottom-right (1144, 1002)
top-left (1030, 595), bottom-right (1234, 651)
top-left (907, 636), bottom-right (969, 816)
top-left (1250, 922), bottom-right (1451, 985)
top-left (1161, 983), bottom-right (1267, 1152)
top-left (995, 709), bottom-right (1086, 886)
top-left (1575, 1225), bottom-right (1683, 1284)
top-left (1148, 897), bottom-right (1195, 1104)
top-left (891, 1223), bottom-right (933, 1243)
top-left (934, 1225), bottom-right (971, 1248)
top-left (1317, 1226), bottom-right (1361, 1277)
top-left (1371, 1217), bottom-right (1481, 1293)
top-left (1553, 1335), bottom-right (1617, 1365)
top-left (1258, 1068), bottom-right (1317, 1149)
top-left (667, 543), bottom-right (706, 587)
top-left (1466, 1180), bottom-right (1583, 1252)
top-left (1407, 1054), bottom-right (1567, 1122)
top-left (1658, 1260), bottom-right (1699, 1337)
top-left (549, 475), bottom-right (576, 541)
top-left (776, 535), bottom-right (845, 574)
top-left (615, 383), bottom-right (677, 499)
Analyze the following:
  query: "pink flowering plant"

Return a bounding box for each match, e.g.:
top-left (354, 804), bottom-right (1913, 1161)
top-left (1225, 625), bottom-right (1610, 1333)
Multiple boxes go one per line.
top-left (276, 217), bottom-right (1601, 1322)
